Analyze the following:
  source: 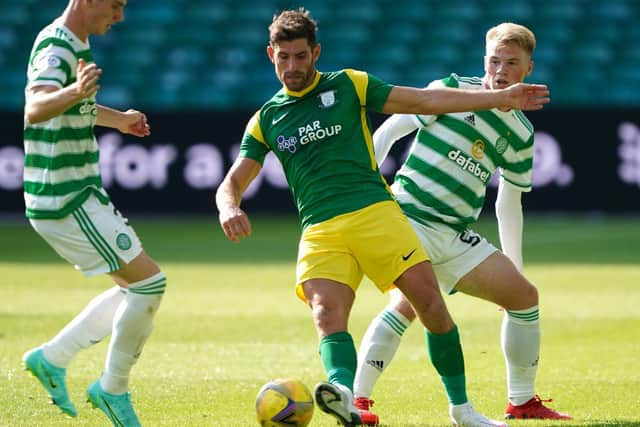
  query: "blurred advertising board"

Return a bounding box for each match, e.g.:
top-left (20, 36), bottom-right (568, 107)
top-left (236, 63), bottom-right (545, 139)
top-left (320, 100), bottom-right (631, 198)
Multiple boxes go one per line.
top-left (2, 110), bottom-right (640, 215)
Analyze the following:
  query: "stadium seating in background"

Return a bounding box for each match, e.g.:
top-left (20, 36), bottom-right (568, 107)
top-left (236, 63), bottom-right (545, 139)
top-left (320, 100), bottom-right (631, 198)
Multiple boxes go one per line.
top-left (1, 0), bottom-right (638, 110)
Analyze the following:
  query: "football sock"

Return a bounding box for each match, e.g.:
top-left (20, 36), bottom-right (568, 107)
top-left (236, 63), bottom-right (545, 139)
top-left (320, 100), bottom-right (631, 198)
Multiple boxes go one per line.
top-left (319, 331), bottom-right (357, 391)
top-left (354, 309), bottom-right (410, 398)
top-left (502, 306), bottom-right (540, 406)
top-left (101, 272), bottom-right (166, 394)
top-left (426, 325), bottom-right (467, 405)
top-left (42, 286), bottom-right (126, 368)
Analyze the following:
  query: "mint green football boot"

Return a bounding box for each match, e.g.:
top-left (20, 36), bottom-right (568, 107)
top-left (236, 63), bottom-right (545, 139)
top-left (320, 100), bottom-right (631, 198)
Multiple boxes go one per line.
top-left (87, 379), bottom-right (142, 427)
top-left (22, 347), bottom-right (78, 417)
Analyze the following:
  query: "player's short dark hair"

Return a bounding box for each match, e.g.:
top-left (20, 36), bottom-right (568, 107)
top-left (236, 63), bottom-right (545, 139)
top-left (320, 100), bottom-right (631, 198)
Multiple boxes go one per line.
top-left (269, 7), bottom-right (318, 47)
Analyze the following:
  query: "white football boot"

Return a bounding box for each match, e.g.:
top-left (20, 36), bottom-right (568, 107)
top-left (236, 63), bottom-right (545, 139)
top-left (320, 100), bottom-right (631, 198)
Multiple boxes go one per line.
top-left (450, 402), bottom-right (509, 427)
top-left (314, 382), bottom-right (362, 426)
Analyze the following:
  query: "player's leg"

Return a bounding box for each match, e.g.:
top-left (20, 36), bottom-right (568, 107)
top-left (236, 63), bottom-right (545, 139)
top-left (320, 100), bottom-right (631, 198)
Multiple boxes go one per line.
top-left (456, 252), bottom-right (571, 419)
top-left (88, 249), bottom-right (166, 427)
top-left (296, 218), bottom-right (364, 426)
top-left (23, 199), bottom-right (136, 417)
top-left (353, 288), bottom-right (415, 405)
top-left (22, 285), bottom-right (125, 417)
top-left (395, 263), bottom-right (508, 427)
top-left (302, 279), bottom-right (362, 426)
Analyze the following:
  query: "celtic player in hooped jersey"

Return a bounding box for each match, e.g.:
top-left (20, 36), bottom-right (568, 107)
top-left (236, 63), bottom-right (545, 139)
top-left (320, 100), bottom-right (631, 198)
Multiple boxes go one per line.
top-left (216, 9), bottom-right (550, 427)
top-left (354, 23), bottom-right (571, 423)
top-left (22, 2), bottom-right (166, 426)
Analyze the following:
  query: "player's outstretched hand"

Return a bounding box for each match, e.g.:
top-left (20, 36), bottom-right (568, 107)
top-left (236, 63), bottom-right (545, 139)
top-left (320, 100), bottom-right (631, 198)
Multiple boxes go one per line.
top-left (219, 207), bottom-right (252, 243)
top-left (505, 83), bottom-right (550, 111)
top-left (74, 58), bottom-right (101, 99)
top-left (119, 109), bottom-right (151, 137)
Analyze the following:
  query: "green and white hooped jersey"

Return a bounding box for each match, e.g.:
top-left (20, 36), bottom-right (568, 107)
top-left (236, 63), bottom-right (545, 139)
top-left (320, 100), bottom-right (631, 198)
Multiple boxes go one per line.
top-left (394, 74), bottom-right (534, 231)
top-left (240, 69), bottom-right (394, 229)
top-left (23, 18), bottom-right (107, 219)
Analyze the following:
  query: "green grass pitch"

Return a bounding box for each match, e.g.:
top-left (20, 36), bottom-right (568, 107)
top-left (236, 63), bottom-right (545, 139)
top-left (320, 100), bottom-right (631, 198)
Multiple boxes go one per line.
top-left (1, 215), bottom-right (639, 426)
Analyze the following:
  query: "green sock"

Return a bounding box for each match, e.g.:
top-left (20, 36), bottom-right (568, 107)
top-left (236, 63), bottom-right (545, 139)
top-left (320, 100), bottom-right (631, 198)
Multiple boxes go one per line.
top-left (426, 325), bottom-right (468, 405)
top-left (319, 331), bottom-right (357, 390)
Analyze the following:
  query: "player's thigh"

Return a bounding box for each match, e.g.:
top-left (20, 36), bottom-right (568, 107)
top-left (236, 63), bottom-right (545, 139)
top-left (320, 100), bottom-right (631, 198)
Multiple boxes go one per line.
top-left (348, 201), bottom-right (429, 291)
top-left (456, 251), bottom-right (538, 309)
top-left (296, 221), bottom-right (363, 302)
top-left (302, 278), bottom-right (355, 336)
top-left (408, 219), bottom-right (496, 294)
top-left (30, 195), bottom-right (143, 277)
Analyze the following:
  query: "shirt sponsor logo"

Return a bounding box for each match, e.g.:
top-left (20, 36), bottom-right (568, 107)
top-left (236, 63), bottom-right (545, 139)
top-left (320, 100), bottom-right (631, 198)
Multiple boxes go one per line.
top-left (448, 149), bottom-right (491, 183)
top-left (471, 139), bottom-right (485, 159)
top-left (79, 100), bottom-right (97, 116)
top-left (298, 120), bottom-right (342, 145)
top-left (277, 135), bottom-right (298, 153)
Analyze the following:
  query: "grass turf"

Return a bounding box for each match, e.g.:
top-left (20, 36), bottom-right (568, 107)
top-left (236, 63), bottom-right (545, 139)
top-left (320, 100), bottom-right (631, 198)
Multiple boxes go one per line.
top-left (1, 215), bottom-right (639, 426)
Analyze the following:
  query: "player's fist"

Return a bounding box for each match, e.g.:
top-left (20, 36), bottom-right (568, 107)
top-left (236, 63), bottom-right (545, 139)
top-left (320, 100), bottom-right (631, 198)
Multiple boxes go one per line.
top-left (119, 109), bottom-right (151, 137)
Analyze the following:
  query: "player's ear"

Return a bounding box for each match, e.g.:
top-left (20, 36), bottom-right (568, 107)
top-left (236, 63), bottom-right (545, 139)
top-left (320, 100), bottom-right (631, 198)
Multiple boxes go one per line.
top-left (267, 45), bottom-right (275, 63)
top-left (526, 59), bottom-right (534, 77)
top-left (312, 43), bottom-right (321, 62)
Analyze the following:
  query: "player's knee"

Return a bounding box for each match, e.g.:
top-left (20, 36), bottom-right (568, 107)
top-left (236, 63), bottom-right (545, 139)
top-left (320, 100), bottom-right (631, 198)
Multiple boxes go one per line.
top-left (524, 281), bottom-right (539, 306)
top-left (389, 292), bottom-right (417, 321)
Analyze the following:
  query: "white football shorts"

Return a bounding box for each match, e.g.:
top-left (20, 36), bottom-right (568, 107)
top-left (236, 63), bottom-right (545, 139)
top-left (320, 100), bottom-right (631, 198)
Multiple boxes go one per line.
top-left (407, 217), bottom-right (497, 294)
top-left (29, 194), bottom-right (142, 277)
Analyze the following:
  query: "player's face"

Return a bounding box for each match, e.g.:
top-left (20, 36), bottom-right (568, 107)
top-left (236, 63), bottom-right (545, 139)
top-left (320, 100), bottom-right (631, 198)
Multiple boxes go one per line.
top-left (268, 38), bottom-right (320, 92)
top-left (88, 0), bottom-right (126, 35)
top-left (483, 40), bottom-right (533, 90)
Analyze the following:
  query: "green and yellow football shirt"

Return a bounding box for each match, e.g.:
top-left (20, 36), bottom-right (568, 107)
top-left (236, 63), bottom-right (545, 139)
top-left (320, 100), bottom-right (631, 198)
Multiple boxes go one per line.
top-left (240, 69), bottom-right (395, 229)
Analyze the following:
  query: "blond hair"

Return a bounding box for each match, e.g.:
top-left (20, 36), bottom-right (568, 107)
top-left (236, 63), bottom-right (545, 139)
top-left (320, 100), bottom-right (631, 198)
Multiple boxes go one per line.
top-left (486, 23), bottom-right (536, 55)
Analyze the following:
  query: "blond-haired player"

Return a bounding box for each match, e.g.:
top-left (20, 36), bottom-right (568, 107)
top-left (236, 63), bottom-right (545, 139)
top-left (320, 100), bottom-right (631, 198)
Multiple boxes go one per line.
top-left (353, 23), bottom-right (571, 424)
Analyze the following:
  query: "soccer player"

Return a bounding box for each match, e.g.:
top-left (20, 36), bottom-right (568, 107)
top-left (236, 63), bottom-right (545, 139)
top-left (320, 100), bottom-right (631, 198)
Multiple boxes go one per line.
top-left (216, 9), bottom-right (549, 427)
top-left (21, 1), bottom-right (166, 426)
top-left (352, 23), bottom-right (571, 423)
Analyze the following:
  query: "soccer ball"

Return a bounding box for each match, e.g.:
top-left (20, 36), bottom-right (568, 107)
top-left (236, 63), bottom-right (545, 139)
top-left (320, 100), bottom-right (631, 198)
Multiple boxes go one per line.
top-left (255, 378), bottom-right (314, 426)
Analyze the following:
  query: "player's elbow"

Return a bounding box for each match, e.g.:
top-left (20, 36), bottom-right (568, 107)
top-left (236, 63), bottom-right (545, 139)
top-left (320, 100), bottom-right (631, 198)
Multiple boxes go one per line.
top-left (24, 108), bottom-right (42, 125)
top-left (24, 105), bottom-right (51, 125)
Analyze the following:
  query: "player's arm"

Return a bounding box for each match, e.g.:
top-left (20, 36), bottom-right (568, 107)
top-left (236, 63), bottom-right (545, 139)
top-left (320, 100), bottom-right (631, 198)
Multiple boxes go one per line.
top-left (374, 79), bottom-right (443, 165)
top-left (96, 105), bottom-right (151, 137)
top-left (495, 179), bottom-right (524, 271)
top-left (216, 156), bottom-right (262, 243)
top-left (382, 82), bottom-right (549, 115)
top-left (373, 114), bottom-right (418, 165)
top-left (24, 59), bottom-right (101, 124)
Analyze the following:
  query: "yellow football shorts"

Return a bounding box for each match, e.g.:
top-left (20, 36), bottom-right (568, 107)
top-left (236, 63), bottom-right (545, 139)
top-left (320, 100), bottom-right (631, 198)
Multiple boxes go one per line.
top-left (295, 200), bottom-right (429, 302)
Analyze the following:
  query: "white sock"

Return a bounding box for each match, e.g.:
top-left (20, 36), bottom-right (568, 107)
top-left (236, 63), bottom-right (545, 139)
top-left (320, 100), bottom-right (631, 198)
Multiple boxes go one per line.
top-left (42, 286), bottom-right (126, 368)
top-left (100, 272), bottom-right (166, 394)
top-left (353, 309), bottom-right (410, 398)
top-left (501, 306), bottom-right (540, 406)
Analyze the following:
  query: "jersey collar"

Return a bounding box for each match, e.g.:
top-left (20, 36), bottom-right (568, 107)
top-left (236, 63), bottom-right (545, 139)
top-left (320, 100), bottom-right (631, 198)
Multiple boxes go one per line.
top-left (283, 71), bottom-right (321, 98)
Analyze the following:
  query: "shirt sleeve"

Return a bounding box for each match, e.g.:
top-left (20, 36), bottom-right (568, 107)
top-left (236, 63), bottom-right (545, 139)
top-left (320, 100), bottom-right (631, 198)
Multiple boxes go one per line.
top-left (495, 179), bottom-right (524, 271)
top-left (239, 111), bottom-right (270, 165)
top-left (373, 114), bottom-right (418, 166)
top-left (500, 133), bottom-right (534, 192)
top-left (364, 72), bottom-right (393, 112)
top-left (27, 43), bottom-right (75, 90)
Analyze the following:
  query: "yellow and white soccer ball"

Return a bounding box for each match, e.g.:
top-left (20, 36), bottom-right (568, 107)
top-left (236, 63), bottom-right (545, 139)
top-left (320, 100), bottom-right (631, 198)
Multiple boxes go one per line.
top-left (255, 378), bottom-right (314, 427)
